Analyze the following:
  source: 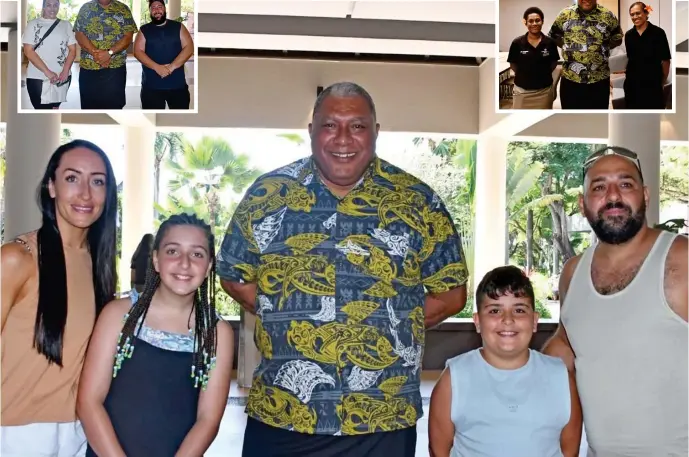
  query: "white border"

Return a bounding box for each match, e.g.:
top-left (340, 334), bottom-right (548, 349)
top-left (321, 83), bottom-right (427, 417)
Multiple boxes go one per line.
top-left (16, 0), bottom-right (199, 114)
top-left (495, 0), bottom-right (678, 115)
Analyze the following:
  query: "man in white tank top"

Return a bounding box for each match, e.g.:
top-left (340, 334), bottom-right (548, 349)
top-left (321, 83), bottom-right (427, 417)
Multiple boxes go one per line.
top-left (543, 147), bottom-right (688, 457)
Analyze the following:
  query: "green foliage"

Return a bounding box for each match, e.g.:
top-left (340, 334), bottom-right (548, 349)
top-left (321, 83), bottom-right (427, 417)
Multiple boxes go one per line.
top-left (660, 146), bottom-right (689, 205)
top-left (507, 141), bottom-right (604, 271)
top-left (28, 0), bottom-right (81, 23)
top-left (157, 135), bottom-right (260, 316)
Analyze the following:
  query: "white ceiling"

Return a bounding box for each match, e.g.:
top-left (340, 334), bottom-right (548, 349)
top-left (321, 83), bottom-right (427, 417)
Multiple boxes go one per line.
top-left (199, 1), bottom-right (495, 25)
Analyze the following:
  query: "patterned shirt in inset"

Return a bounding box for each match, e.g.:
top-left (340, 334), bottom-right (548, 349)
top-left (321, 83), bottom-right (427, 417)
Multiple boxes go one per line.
top-left (549, 4), bottom-right (623, 84)
top-left (217, 156), bottom-right (468, 436)
top-left (73, 0), bottom-right (138, 70)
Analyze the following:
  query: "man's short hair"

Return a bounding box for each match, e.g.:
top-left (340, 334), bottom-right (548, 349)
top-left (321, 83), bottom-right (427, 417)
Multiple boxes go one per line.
top-left (475, 266), bottom-right (535, 311)
top-left (311, 82), bottom-right (377, 122)
top-left (149, 0), bottom-right (165, 7)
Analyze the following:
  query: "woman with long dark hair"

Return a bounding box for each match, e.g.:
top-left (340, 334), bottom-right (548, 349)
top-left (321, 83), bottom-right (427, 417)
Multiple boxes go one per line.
top-left (624, 2), bottom-right (672, 109)
top-left (1, 140), bottom-right (118, 456)
top-left (77, 214), bottom-right (233, 457)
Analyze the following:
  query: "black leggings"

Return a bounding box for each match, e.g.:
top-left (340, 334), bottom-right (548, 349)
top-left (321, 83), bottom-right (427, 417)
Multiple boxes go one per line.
top-left (559, 77), bottom-right (611, 110)
top-left (26, 78), bottom-right (64, 109)
top-left (242, 418), bottom-right (417, 457)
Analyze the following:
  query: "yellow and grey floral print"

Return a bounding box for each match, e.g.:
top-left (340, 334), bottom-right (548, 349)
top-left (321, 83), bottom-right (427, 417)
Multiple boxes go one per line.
top-left (73, 0), bottom-right (138, 70)
top-left (550, 4), bottom-right (623, 84)
top-left (218, 156), bottom-right (468, 435)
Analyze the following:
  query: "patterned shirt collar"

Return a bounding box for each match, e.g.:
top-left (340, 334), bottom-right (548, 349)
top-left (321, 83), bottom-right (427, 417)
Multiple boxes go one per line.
top-left (307, 155), bottom-right (379, 196)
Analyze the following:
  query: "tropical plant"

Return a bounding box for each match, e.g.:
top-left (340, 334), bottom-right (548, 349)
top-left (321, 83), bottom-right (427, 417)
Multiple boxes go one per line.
top-left (154, 132), bottom-right (184, 217)
top-left (160, 136), bottom-right (261, 316)
top-left (660, 146), bottom-right (689, 205)
top-left (166, 136), bottom-right (260, 230)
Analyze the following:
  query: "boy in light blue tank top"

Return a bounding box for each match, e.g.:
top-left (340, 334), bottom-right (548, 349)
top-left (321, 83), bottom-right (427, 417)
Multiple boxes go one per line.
top-left (428, 266), bottom-right (582, 457)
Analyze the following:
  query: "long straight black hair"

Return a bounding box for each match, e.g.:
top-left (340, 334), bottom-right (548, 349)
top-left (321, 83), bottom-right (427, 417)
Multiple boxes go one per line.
top-left (35, 139), bottom-right (118, 366)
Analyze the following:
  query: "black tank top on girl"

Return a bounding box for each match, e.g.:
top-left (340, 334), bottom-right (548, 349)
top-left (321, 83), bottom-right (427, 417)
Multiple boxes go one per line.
top-left (86, 293), bottom-right (200, 457)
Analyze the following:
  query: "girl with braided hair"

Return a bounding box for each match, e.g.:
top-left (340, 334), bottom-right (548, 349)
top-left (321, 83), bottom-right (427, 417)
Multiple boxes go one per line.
top-left (77, 214), bottom-right (234, 457)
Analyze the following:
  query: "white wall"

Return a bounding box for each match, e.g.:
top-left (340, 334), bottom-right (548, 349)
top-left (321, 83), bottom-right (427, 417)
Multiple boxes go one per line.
top-left (619, 0), bottom-right (673, 41)
top-left (499, 0), bottom-right (567, 52)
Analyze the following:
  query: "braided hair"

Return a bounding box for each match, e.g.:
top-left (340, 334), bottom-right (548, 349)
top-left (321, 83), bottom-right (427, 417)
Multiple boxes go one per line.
top-left (112, 214), bottom-right (219, 390)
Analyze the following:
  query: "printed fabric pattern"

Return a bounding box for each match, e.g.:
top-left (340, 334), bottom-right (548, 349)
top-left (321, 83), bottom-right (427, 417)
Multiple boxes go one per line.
top-left (73, 0), bottom-right (138, 70)
top-left (550, 4), bottom-right (623, 84)
top-left (217, 156), bottom-right (468, 435)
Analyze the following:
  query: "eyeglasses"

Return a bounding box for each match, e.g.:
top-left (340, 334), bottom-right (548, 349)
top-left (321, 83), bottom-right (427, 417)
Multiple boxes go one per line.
top-left (582, 146), bottom-right (644, 182)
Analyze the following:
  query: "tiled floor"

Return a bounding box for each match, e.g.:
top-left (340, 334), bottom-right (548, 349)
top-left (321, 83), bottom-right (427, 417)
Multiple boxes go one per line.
top-left (20, 56), bottom-right (195, 110)
top-left (205, 371), bottom-right (589, 457)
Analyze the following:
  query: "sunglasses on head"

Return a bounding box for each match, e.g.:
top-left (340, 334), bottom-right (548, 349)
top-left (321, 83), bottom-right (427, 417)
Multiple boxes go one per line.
top-left (582, 146), bottom-right (643, 182)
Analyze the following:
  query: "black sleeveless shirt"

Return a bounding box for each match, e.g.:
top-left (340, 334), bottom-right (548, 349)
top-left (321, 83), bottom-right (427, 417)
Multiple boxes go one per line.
top-left (86, 294), bottom-right (201, 456)
top-left (140, 20), bottom-right (187, 90)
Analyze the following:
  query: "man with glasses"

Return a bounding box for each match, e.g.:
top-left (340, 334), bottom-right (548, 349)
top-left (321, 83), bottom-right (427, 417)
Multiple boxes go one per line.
top-left (549, 0), bottom-right (623, 109)
top-left (543, 146), bottom-right (688, 457)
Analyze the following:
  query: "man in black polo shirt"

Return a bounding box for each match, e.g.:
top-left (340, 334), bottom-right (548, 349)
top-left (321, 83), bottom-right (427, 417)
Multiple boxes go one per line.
top-left (507, 7), bottom-right (560, 109)
top-left (133, 0), bottom-right (194, 109)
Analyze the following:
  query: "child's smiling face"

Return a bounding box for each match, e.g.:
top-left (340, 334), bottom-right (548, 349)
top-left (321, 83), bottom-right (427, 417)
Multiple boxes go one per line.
top-left (153, 225), bottom-right (212, 297)
top-left (474, 292), bottom-right (539, 359)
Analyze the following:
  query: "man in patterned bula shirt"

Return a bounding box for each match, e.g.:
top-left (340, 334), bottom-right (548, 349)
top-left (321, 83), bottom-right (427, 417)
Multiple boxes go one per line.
top-left (549, 0), bottom-right (623, 109)
top-left (74, 0), bottom-right (137, 109)
top-left (218, 82), bottom-right (469, 457)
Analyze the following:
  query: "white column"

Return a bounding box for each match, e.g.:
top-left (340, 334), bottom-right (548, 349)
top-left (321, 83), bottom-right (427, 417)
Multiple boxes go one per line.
top-left (132, 0), bottom-right (142, 26)
top-left (4, 30), bottom-right (61, 241)
top-left (20, 0), bottom-right (28, 30)
top-left (168, 0), bottom-right (182, 21)
top-left (119, 126), bottom-right (155, 290)
top-left (608, 113), bottom-right (661, 226)
top-left (238, 310), bottom-right (260, 387)
top-left (473, 136), bottom-right (508, 301)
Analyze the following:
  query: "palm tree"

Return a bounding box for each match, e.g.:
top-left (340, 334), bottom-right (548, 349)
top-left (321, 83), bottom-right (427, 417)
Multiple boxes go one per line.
top-left (154, 132), bottom-right (184, 218)
top-left (506, 147), bottom-right (548, 272)
top-left (166, 136), bottom-right (261, 234)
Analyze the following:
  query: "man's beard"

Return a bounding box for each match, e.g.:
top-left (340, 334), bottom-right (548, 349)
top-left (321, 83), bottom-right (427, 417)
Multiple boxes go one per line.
top-left (585, 200), bottom-right (646, 245)
top-left (151, 12), bottom-right (167, 25)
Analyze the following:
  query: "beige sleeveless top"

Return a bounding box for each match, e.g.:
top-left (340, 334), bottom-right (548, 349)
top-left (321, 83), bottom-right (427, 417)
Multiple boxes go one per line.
top-left (1, 231), bottom-right (96, 426)
top-left (562, 231), bottom-right (688, 457)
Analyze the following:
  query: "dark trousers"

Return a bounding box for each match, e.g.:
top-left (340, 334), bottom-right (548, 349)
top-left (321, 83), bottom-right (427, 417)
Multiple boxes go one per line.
top-left (242, 418), bottom-right (417, 457)
top-left (26, 78), bottom-right (65, 109)
top-left (559, 77), bottom-right (611, 109)
top-left (140, 86), bottom-right (190, 109)
top-left (79, 66), bottom-right (127, 110)
top-left (624, 79), bottom-right (666, 109)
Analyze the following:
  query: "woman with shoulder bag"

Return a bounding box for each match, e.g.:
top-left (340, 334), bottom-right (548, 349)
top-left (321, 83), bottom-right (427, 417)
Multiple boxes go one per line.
top-left (22, 0), bottom-right (77, 110)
